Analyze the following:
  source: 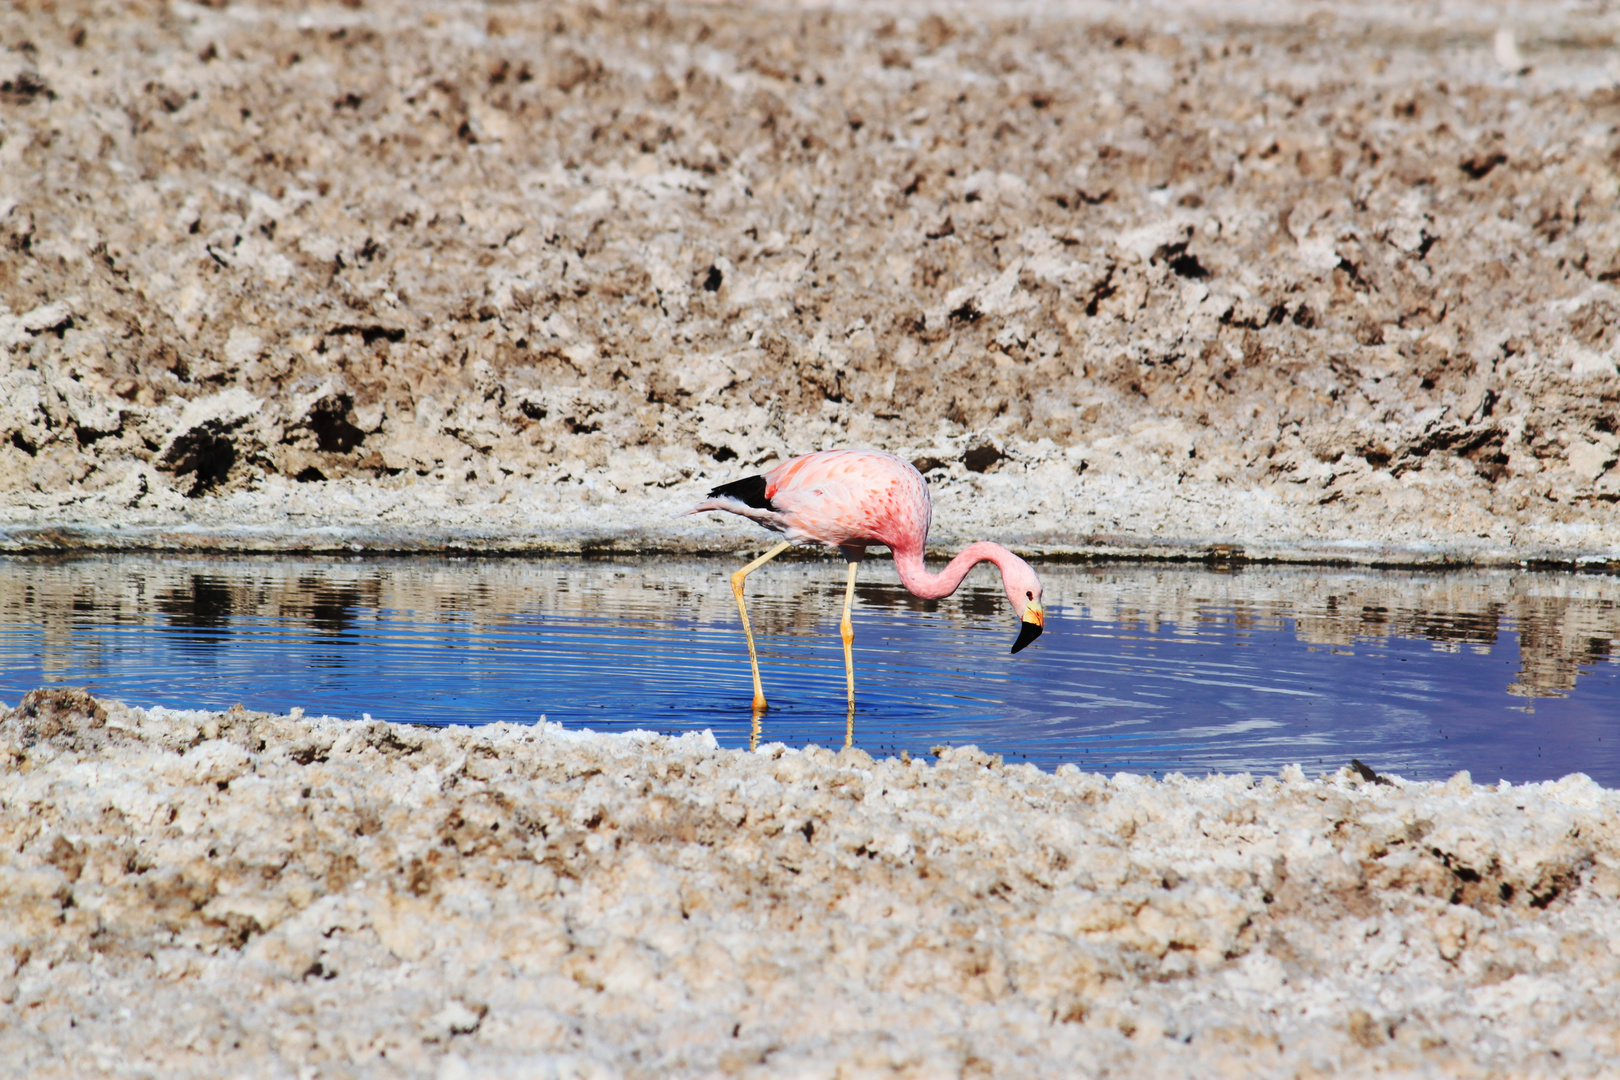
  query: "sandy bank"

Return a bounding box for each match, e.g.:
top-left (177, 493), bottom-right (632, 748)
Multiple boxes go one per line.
top-left (3, 688), bottom-right (1618, 1078)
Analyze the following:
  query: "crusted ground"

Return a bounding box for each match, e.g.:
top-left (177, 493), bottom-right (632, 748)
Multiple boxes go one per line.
top-left (2, 688), bottom-right (1618, 1078)
top-left (0, 1), bottom-right (1618, 559)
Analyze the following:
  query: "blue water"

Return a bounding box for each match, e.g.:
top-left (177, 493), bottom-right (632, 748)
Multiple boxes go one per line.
top-left (3, 555), bottom-right (1617, 785)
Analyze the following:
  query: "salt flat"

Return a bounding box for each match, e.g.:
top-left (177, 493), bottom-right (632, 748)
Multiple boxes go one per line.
top-left (4, 0), bottom-right (1620, 1072)
top-left (2, 688), bottom-right (1617, 1078)
top-left (1, 1), bottom-right (1619, 564)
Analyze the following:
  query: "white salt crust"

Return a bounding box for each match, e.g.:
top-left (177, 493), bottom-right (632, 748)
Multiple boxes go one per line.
top-left (2, 693), bottom-right (1618, 1078)
top-left (4, 2), bottom-right (1620, 567)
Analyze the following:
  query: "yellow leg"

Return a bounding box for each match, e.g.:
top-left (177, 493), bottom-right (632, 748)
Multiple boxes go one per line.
top-left (840, 559), bottom-right (858, 748)
top-left (731, 541), bottom-right (793, 713)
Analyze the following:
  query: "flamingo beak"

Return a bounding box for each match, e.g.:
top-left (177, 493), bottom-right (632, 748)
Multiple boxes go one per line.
top-left (1011, 601), bottom-right (1044, 654)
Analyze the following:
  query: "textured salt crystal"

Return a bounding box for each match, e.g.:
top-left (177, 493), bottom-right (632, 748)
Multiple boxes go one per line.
top-left (1, 5), bottom-right (1619, 566)
top-left (5, 691), bottom-right (1619, 1076)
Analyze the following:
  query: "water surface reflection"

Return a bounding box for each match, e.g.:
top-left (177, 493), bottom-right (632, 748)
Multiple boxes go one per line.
top-left (2, 555), bottom-right (1616, 784)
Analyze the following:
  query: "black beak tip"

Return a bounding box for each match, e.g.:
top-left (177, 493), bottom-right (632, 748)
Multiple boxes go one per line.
top-left (1011, 619), bottom-right (1044, 654)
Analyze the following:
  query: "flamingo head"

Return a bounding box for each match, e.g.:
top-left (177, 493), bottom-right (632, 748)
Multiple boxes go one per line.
top-left (1002, 555), bottom-right (1045, 654)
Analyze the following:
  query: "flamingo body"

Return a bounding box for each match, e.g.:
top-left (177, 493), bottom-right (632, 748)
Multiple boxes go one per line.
top-left (694, 449), bottom-right (931, 555)
top-left (687, 450), bottom-right (1046, 734)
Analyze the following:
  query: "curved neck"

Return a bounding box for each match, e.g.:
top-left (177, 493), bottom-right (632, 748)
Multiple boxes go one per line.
top-left (892, 541), bottom-right (1018, 601)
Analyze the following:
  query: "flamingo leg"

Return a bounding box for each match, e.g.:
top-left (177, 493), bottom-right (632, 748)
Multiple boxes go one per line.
top-left (731, 541), bottom-right (793, 712)
top-left (840, 559), bottom-right (859, 748)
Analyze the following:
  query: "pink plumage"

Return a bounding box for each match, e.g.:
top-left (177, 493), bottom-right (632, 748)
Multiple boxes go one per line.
top-left (690, 449), bottom-right (931, 555)
top-left (687, 449), bottom-right (1046, 730)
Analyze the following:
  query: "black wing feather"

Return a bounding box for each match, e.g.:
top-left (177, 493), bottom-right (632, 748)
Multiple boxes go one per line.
top-left (707, 474), bottom-right (775, 511)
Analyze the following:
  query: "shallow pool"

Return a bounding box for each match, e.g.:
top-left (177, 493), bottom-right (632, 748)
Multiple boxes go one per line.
top-left (3, 554), bottom-right (1617, 784)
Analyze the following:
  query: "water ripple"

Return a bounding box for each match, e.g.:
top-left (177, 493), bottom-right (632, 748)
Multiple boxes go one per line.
top-left (1, 555), bottom-right (1617, 784)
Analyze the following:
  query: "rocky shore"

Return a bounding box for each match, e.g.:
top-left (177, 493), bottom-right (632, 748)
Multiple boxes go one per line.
top-left (3, 688), bottom-right (1618, 1078)
top-left (1, 0), bottom-right (1619, 564)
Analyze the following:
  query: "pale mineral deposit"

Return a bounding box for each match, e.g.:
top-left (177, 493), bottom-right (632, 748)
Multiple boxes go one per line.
top-left (2, 689), bottom-right (1618, 1078)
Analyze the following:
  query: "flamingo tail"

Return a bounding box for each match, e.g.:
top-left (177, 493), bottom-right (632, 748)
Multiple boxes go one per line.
top-left (680, 474), bottom-right (787, 529)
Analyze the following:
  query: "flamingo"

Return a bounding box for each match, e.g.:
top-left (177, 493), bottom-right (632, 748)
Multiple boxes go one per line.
top-left (686, 449), bottom-right (1044, 744)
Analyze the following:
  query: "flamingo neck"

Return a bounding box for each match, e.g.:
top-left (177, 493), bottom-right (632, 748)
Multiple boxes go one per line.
top-left (892, 541), bottom-right (1019, 601)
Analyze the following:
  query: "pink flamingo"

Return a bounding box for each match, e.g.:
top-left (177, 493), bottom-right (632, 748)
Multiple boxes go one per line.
top-left (686, 449), bottom-right (1044, 741)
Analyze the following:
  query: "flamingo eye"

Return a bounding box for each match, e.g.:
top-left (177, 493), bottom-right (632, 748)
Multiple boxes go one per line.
top-left (1026, 591), bottom-right (1033, 599)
